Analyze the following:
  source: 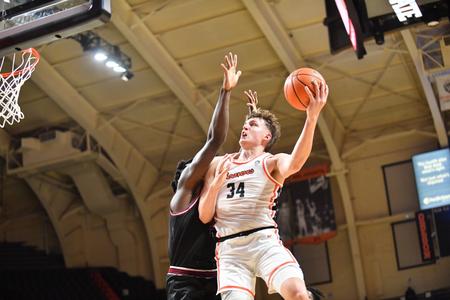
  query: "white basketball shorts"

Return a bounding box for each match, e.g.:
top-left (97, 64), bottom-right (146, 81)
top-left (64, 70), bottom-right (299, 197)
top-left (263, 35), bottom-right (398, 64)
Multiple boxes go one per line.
top-left (215, 228), bottom-right (304, 297)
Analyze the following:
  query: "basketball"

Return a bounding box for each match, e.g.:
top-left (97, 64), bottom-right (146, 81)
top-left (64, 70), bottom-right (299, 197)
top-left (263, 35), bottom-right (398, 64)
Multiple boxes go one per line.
top-left (284, 67), bottom-right (325, 111)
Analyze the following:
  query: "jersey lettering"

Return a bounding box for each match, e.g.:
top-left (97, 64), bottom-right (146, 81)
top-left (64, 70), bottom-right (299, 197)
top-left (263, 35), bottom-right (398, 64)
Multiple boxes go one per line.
top-left (226, 182), bottom-right (245, 198)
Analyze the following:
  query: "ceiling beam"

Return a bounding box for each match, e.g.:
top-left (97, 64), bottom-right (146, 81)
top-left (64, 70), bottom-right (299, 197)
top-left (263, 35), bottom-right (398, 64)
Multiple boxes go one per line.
top-left (111, 0), bottom-right (237, 152)
top-left (342, 129), bottom-right (437, 159)
top-left (30, 55), bottom-right (163, 284)
top-left (401, 30), bottom-right (448, 147)
top-left (307, 58), bottom-right (421, 103)
top-left (345, 52), bottom-right (396, 130)
top-left (242, 1), bottom-right (366, 298)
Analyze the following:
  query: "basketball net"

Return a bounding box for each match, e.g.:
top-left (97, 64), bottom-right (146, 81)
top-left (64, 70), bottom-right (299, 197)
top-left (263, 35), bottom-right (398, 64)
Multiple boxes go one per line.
top-left (0, 48), bottom-right (40, 128)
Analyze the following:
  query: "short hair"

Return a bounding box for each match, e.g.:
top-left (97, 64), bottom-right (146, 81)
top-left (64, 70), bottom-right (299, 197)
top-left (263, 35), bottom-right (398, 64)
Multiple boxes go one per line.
top-left (246, 109), bottom-right (281, 151)
top-left (171, 158), bottom-right (193, 192)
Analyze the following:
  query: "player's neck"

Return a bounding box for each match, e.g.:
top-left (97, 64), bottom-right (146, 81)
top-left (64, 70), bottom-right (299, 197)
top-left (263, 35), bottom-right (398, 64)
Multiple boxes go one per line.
top-left (236, 147), bottom-right (264, 162)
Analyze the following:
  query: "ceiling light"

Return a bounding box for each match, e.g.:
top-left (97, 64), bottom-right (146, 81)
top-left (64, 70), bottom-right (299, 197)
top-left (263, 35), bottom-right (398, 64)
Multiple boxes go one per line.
top-left (105, 60), bottom-right (119, 68)
top-left (422, 4), bottom-right (440, 27)
top-left (374, 31), bottom-right (384, 45)
top-left (121, 71), bottom-right (134, 82)
top-left (426, 20), bottom-right (439, 27)
top-left (113, 65), bottom-right (127, 73)
top-left (71, 32), bottom-right (134, 81)
top-left (94, 51), bottom-right (108, 61)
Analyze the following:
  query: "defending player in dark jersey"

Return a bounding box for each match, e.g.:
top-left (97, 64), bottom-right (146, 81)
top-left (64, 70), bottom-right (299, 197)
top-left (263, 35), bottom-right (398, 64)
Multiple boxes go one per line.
top-left (166, 52), bottom-right (241, 300)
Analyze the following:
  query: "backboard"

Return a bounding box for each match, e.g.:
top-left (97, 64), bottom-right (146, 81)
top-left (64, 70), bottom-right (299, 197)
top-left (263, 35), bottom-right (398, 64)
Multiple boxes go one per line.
top-left (0, 0), bottom-right (111, 56)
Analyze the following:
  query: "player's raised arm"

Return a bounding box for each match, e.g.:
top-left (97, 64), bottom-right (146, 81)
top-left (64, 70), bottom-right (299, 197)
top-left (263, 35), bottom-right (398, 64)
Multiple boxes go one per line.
top-left (274, 80), bottom-right (328, 179)
top-left (178, 53), bottom-right (241, 191)
top-left (206, 53), bottom-right (242, 142)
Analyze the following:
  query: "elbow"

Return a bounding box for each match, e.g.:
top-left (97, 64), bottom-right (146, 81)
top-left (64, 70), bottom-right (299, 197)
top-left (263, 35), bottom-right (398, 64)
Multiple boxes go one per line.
top-left (199, 212), bottom-right (212, 224)
top-left (198, 205), bottom-right (212, 224)
top-left (199, 215), bottom-right (210, 224)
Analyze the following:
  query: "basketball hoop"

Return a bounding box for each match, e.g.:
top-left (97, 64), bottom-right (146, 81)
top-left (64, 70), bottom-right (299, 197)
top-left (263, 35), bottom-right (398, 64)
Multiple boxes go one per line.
top-left (0, 48), bottom-right (40, 128)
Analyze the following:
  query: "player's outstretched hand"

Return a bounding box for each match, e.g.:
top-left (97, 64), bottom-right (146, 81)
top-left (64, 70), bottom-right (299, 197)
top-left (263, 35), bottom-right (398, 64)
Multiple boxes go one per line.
top-left (244, 90), bottom-right (259, 114)
top-left (305, 80), bottom-right (328, 120)
top-left (222, 52), bottom-right (241, 91)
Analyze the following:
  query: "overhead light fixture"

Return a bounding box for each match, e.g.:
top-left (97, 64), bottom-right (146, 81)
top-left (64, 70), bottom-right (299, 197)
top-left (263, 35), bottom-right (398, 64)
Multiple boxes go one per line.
top-left (422, 4), bottom-right (441, 27)
top-left (94, 51), bottom-right (108, 61)
top-left (374, 31), bottom-right (385, 45)
top-left (121, 71), bottom-right (134, 82)
top-left (371, 19), bottom-right (384, 45)
top-left (113, 65), bottom-right (126, 73)
top-left (70, 31), bottom-right (134, 81)
top-left (427, 20), bottom-right (440, 27)
top-left (105, 60), bottom-right (119, 68)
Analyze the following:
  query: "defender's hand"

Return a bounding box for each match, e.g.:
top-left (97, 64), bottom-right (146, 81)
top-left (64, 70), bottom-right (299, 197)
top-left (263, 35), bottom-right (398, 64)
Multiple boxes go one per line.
top-left (222, 52), bottom-right (241, 91)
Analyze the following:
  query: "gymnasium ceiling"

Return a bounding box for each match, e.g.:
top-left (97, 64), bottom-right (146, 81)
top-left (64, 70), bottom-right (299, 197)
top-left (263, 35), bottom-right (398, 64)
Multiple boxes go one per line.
top-left (2, 0), bottom-right (449, 183)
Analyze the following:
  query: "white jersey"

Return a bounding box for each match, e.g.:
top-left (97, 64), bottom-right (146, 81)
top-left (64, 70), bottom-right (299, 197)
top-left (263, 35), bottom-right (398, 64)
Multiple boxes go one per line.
top-left (214, 153), bottom-right (283, 237)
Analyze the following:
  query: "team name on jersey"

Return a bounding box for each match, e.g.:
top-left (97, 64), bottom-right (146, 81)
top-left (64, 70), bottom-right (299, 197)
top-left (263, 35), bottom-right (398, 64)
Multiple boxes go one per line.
top-left (226, 168), bottom-right (254, 180)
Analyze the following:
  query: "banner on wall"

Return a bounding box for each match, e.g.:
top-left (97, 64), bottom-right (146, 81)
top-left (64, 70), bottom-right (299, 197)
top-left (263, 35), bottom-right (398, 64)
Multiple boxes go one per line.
top-left (275, 164), bottom-right (337, 245)
top-left (415, 210), bottom-right (435, 262)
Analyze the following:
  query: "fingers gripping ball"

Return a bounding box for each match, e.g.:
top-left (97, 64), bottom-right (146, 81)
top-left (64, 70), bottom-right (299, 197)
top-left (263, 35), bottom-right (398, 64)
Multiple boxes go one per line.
top-left (284, 67), bottom-right (325, 111)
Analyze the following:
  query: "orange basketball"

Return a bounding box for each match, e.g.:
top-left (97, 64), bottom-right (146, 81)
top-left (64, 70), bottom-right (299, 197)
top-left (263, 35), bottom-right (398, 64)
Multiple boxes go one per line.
top-left (284, 67), bottom-right (325, 111)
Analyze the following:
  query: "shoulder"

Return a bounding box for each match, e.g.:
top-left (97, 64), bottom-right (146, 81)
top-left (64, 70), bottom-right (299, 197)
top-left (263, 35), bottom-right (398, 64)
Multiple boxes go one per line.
top-left (209, 155), bottom-right (223, 170)
top-left (203, 153), bottom-right (235, 181)
top-left (209, 154), bottom-right (232, 171)
top-left (264, 152), bottom-right (290, 175)
top-left (212, 155), bottom-right (224, 164)
top-left (272, 152), bottom-right (290, 159)
top-left (201, 155), bottom-right (223, 183)
top-left (262, 153), bottom-right (287, 185)
top-left (265, 152), bottom-right (289, 165)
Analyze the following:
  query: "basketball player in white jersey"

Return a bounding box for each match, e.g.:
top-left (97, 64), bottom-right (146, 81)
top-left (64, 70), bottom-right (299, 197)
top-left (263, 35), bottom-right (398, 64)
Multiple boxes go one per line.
top-left (198, 81), bottom-right (328, 300)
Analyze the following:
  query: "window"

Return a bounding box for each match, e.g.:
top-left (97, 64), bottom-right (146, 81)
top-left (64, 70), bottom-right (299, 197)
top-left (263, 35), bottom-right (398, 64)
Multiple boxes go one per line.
top-left (391, 219), bottom-right (435, 270)
top-left (382, 160), bottom-right (419, 215)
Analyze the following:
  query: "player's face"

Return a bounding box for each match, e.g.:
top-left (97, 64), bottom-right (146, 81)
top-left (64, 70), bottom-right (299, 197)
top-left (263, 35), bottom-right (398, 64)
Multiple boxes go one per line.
top-left (239, 117), bottom-right (271, 149)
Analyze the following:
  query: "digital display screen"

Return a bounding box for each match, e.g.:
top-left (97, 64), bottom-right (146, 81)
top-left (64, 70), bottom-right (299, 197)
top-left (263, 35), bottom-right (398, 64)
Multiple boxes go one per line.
top-left (334, 0), bottom-right (357, 50)
top-left (325, 0), bottom-right (366, 58)
top-left (412, 148), bottom-right (450, 210)
top-left (365, 0), bottom-right (439, 18)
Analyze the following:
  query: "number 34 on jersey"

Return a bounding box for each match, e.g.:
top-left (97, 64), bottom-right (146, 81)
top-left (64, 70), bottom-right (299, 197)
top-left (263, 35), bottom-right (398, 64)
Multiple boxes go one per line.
top-left (226, 182), bottom-right (245, 198)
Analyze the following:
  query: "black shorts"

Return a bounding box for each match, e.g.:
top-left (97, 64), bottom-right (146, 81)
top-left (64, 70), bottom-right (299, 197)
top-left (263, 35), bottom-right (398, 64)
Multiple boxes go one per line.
top-left (166, 275), bottom-right (220, 300)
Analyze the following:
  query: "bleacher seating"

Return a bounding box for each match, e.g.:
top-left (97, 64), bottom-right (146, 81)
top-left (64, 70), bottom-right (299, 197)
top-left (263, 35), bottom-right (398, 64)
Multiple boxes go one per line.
top-left (0, 242), bottom-right (165, 300)
top-left (97, 267), bottom-right (164, 300)
top-left (383, 287), bottom-right (450, 300)
top-left (0, 269), bottom-right (106, 300)
top-left (0, 242), bottom-right (64, 270)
